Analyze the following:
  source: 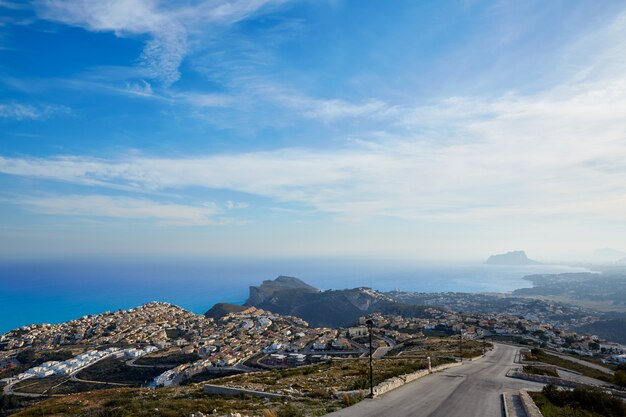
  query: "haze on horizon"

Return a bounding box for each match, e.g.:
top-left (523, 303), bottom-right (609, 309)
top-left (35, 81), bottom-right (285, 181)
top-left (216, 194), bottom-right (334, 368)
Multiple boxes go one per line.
top-left (1, 1), bottom-right (626, 262)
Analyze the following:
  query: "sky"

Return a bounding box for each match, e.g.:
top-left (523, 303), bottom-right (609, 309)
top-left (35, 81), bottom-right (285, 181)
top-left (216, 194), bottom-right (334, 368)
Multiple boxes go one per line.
top-left (1, 0), bottom-right (626, 262)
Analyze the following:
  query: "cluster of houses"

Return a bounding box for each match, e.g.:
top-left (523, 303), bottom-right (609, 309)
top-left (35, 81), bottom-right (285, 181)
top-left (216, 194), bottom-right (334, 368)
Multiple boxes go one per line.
top-left (0, 302), bottom-right (206, 351)
top-left (3, 298), bottom-right (625, 391)
top-left (8, 348), bottom-right (119, 382)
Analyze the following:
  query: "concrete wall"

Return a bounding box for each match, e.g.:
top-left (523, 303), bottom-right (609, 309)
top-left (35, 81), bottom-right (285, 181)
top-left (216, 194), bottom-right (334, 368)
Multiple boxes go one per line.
top-left (507, 368), bottom-right (582, 389)
top-left (203, 384), bottom-right (285, 399)
top-left (334, 361), bottom-right (465, 399)
top-left (519, 390), bottom-right (544, 417)
top-left (373, 362), bottom-right (463, 397)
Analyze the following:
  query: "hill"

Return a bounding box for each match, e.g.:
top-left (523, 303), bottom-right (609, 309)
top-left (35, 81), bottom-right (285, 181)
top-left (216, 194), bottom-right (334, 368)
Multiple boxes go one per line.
top-left (485, 250), bottom-right (540, 265)
top-left (246, 275), bottom-right (320, 305)
top-left (244, 276), bottom-right (434, 327)
top-left (204, 303), bottom-right (247, 319)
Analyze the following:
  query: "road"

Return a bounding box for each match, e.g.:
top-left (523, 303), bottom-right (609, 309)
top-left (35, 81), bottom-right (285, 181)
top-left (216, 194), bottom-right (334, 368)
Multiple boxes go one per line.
top-left (544, 350), bottom-right (615, 375)
top-left (325, 343), bottom-right (544, 417)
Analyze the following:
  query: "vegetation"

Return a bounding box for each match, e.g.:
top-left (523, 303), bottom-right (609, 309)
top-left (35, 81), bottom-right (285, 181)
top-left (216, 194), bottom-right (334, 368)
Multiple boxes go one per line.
top-left (13, 376), bottom-right (70, 395)
top-left (531, 384), bottom-right (626, 417)
top-left (16, 349), bottom-right (76, 366)
top-left (212, 356), bottom-right (451, 398)
top-left (0, 393), bottom-right (23, 417)
top-left (349, 359), bottom-right (430, 390)
top-left (77, 358), bottom-right (166, 386)
top-left (180, 369), bottom-right (242, 385)
top-left (524, 349), bottom-right (624, 386)
top-left (134, 352), bottom-right (200, 366)
top-left (14, 376), bottom-right (124, 396)
top-left (523, 365), bottom-right (559, 377)
top-left (165, 329), bottom-right (187, 339)
top-left (577, 317), bottom-right (626, 344)
top-left (9, 386), bottom-right (339, 417)
top-left (389, 336), bottom-right (487, 360)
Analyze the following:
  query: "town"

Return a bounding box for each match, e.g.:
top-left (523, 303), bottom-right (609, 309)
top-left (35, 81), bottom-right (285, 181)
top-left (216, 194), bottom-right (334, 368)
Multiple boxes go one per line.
top-left (2, 296), bottom-right (625, 396)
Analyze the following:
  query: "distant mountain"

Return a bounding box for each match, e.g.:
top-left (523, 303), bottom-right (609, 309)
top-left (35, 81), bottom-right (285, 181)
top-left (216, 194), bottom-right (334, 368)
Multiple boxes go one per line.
top-left (204, 303), bottom-right (247, 319)
top-left (247, 275), bottom-right (320, 305)
top-left (484, 250), bottom-right (540, 265)
top-left (244, 276), bottom-right (435, 327)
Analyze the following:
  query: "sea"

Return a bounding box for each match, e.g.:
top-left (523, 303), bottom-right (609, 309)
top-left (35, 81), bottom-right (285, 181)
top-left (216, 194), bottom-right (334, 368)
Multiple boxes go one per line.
top-left (0, 258), bottom-right (588, 334)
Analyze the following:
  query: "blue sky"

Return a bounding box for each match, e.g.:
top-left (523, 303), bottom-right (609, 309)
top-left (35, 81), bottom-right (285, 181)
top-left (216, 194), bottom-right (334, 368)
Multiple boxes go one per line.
top-left (1, 0), bottom-right (626, 261)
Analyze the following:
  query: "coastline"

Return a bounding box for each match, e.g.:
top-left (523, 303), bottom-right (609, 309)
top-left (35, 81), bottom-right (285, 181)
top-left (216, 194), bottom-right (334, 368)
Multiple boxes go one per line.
top-left (0, 260), bottom-right (589, 334)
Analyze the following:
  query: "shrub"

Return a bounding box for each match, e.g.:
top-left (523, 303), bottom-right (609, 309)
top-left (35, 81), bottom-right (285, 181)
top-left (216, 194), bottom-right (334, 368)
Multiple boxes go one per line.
top-left (542, 384), bottom-right (626, 417)
top-left (614, 370), bottom-right (626, 387)
top-left (523, 365), bottom-right (558, 377)
top-left (278, 403), bottom-right (304, 417)
top-left (262, 409), bottom-right (278, 417)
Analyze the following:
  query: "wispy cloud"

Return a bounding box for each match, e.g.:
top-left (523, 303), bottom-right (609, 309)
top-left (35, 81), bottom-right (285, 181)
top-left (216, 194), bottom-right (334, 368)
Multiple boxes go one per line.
top-left (13, 194), bottom-right (222, 226)
top-left (35, 0), bottom-right (289, 86)
top-left (0, 102), bottom-right (70, 120)
top-left (2, 68), bottom-right (626, 223)
top-left (2, 3), bottom-right (626, 228)
top-left (225, 200), bottom-right (249, 209)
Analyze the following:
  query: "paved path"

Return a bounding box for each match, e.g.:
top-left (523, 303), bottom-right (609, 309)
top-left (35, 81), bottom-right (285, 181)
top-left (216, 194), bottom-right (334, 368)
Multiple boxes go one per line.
top-left (325, 343), bottom-right (544, 417)
top-left (545, 351), bottom-right (615, 375)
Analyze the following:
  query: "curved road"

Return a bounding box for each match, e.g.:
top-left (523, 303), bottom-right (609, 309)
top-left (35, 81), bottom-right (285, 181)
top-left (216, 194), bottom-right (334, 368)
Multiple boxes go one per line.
top-left (325, 343), bottom-right (544, 417)
top-left (544, 350), bottom-right (615, 375)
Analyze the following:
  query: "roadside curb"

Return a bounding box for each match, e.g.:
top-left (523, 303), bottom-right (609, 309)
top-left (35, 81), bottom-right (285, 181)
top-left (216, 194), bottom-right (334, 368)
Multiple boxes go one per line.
top-left (501, 392), bottom-right (510, 417)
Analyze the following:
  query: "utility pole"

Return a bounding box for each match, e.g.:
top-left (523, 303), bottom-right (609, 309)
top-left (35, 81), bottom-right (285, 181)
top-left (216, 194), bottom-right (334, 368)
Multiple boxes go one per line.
top-left (459, 330), bottom-right (463, 362)
top-left (366, 319), bottom-right (374, 398)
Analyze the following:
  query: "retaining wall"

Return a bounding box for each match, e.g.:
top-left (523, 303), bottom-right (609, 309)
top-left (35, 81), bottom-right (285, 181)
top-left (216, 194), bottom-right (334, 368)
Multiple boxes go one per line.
top-left (519, 390), bottom-right (544, 417)
top-left (334, 360), bottom-right (467, 399)
top-left (507, 369), bottom-right (626, 400)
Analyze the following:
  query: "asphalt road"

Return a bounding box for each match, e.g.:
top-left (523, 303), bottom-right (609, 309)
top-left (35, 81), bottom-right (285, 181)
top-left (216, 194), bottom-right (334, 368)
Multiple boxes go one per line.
top-left (325, 343), bottom-right (544, 417)
top-left (544, 350), bottom-right (615, 375)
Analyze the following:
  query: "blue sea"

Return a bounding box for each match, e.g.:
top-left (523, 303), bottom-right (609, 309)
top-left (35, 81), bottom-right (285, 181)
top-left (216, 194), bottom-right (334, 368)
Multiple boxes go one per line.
top-left (0, 258), bottom-right (588, 334)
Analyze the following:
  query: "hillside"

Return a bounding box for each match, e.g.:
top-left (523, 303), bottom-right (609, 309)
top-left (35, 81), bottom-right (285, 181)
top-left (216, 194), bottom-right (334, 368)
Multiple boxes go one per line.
top-left (246, 275), bottom-right (320, 305)
top-left (203, 303), bottom-right (247, 319)
top-left (245, 276), bottom-right (434, 327)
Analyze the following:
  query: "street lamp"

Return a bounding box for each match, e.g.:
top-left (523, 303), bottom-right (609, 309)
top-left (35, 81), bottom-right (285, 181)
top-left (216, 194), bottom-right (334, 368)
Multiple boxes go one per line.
top-left (459, 329), bottom-right (463, 363)
top-left (366, 319), bottom-right (374, 398)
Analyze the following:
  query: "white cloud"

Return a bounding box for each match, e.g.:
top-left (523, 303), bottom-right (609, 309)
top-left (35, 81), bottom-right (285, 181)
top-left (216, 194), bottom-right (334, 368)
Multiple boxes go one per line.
top-left (2, 67), bottom-right (626, 224)
top-left (36, 0), bottom-right (288, 86)
top-left (0, 102), bottom-right (70, 120)
top-left (272, 91), bottom-right (393, 121)
top-left (13, 194), bottom-right (221, 225)
top-left (3, 6), bottom-right (626, 226)
top-left (124, 80), bottom-right (153, 96)
top-left (225, 200), bottom-right (249, 209)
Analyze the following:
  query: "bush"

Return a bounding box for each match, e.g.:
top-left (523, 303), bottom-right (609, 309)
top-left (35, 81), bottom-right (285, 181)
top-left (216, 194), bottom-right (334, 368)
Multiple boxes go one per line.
top-left (542, 384), bottom-right (626, 417)
top-left (278, 403), bottom-right (304, 417)
top-left (95, 408), bottom-right (125, 417)
top-left (614, 370), bottom-right (626, 387)
top-left (262, 409), bottom-right (278, 417)
top-left (0, 393), bottom-right (21, 417)
top-left (523, 365), bottom-right (558, 377)
top-left (308, 387), bottom-right (331, 399)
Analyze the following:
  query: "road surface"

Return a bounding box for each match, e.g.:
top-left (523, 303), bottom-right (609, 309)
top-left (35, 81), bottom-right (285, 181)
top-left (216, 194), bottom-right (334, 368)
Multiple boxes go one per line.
top-left (544, 350), bottom-right (615, 375)
top-left (325, 343), bottom-right (544, 417)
